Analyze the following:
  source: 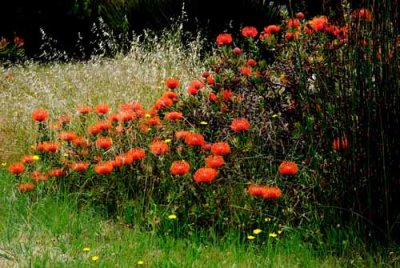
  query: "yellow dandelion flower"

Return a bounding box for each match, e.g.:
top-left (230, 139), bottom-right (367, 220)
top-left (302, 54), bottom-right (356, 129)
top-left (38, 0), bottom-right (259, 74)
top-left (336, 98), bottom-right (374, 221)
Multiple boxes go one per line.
top-left (91, 255), bottom-right (99, 261)
top-left (269, 232), bottom-right (278, 238)
top-left (164, 139), bottom-right (172, 143)
top-left (145, 113), bottom-right (151, 118)
top-left (137, 260), bottom-right (145, 265)
top-left (272, 114), bottom-right (279, 118)
top-left (168, 214), bottom-right (177, 220)
top-left (32, 155), bottom-right (40, 161)
top-left (277, 230), bottom-right (283, 235)
top-left (253, 229), bottom-right (262, 235)
top-left (247, 235), bottom-right (256, 240)
top-left (264, 217), bottom-right (271, 222)
top-left (83, 247), bottom-right (90, 252)
top-left (1, 162), bottom-right (6, 167)
top-left (200, 121), bottom-right (208, 125)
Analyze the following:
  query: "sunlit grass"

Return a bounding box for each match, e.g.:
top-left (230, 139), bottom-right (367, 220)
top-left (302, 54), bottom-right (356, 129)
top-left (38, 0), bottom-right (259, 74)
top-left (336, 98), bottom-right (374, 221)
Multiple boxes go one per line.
top-left (0, 29), bottom-right (205, 162)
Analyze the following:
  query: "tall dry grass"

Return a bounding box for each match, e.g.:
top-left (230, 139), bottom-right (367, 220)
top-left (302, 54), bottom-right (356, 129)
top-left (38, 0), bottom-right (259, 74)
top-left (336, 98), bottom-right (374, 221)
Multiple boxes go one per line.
top-left (0, 28), bottom-right (206, 162)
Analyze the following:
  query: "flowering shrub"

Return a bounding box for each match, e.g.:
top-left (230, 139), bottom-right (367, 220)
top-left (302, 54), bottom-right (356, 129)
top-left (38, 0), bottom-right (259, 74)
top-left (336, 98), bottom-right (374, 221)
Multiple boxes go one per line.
top-left (8, 7), bottom-right (391, 238)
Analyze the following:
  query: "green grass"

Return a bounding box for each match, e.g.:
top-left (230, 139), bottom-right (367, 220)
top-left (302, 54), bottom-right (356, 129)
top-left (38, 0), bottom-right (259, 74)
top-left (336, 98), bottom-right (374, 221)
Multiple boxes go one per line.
top-left (1, 168), bottom-right (398, 267)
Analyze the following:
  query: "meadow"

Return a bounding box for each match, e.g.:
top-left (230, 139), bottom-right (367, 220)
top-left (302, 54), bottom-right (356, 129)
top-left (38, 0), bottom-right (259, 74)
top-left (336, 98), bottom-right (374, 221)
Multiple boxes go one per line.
top-left (1, 4), bottom-right (400, 267)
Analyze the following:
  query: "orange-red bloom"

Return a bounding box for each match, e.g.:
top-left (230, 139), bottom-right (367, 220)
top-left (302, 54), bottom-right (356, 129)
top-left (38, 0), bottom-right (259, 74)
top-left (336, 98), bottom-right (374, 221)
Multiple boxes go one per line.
top-left (165, 111), bottom-right (183, 121)
top-left (309, 16), bottom-right (328, 32)
top-left (59, 131), bottom-right (77, 142)
top-left (45, 142), bottom-right (61, 152)
top-left (296, 12), bottom-right (305, 19)
top-left (150, 141), bottom-right (169, 156)
top-left (18, 183), bottom-right (35, 193)
top-left (94, 104), bottom-right (110, 115)
top-left (352, 8), bottom-right (373, 22)
top-left (96, 136), bottom-right (113, 149)
top-left (240, 66), bottom-right (252, 76)
top-left (77, 106), bottom-right (91, 114)
top-left (175, 130), bottom-right (190, 140)
top-left (205, 155), bottom-right (225, 168)
top-left (21, 155), bottom-right (35, 164)
top-left (247, 185), bottom-right (282, 199)
top-left (247, 59), bottom-right (256, 66)
top-left (8, 162), bottom-right (25, 174)
top-left (264, 25), bottom-right (281, 34)
top-left (216, 33), bottom-right (233, 46)
top-left (94, 161), bottom-right (114, 175)
top-left (30, 171), bottom-right (48, 183)
top-left (185, 133), bottom-right (205, 147)
top-left (163, 91), bottom-right (179, 102)
top-left (193, 167), bottom-right (218, 183)
top-left (241, 26), bottom-right (258, 38)
top-left (48, 168), bottom-right (66, 177)
top-left (165, 78), bottom-right (180, 89)
top-left (211, 142), bottom-right (231, 156)
top-left (127, 147), bottom-right (146, 161)
top-left (71, 162), bottom-right (90, 172)
top-left (170, 160), bottom-right (191, 175)
top-left (231, 118), bottom-right (250, 132)
top-left (287, 18), bottom-right (300, 29)
top-left (278, 161), bottom-right (298, 176)
top-left (32, 108), bottom-right (49, 122)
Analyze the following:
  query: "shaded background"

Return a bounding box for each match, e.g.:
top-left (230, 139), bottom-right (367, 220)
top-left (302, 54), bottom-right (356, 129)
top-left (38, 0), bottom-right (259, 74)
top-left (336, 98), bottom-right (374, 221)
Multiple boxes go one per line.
top-left (0, 0), bottom-right (359, 59)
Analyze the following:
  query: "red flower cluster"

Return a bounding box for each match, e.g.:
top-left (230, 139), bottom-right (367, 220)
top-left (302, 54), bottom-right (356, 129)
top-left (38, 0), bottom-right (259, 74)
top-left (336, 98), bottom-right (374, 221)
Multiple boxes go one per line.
top-left (18, 183), bottom-right (35, 193)
top-left (193, 167), bottom-right (218, 183)
top-left (211, 142), bottom-right (231, 156)
top-left (170, 160), bottom-right (190, 175)
top-left (216, 33), bottom-right (233, 46)
top-left (32, 108), bottom-right (49, 122)
top-left (165, 78), bottom-right (180, 89)
top-left (278, 161), bottom-right (298, 176)
top-left (8, 162), bottom-right (25, 174)
top-left (231, 118), bottom-right (250, 132)
top-left (205, 155), bottom-right (224, 168)
top-left (247, 185), bottom-right (282, 200)
top-left (150, 141), bottom-right (169, 155)
top-left (241, 26), bottom-right (258, 38)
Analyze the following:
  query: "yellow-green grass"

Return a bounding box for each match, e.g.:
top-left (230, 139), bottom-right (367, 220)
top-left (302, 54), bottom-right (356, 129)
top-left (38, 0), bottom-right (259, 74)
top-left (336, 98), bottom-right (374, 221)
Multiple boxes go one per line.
top-left (0, 34), bottom-right (205, 162)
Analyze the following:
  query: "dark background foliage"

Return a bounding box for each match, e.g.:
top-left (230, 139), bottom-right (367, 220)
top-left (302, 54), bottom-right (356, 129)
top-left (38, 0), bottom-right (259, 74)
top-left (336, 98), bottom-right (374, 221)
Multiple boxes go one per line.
top-left (0, 0), bottom-right (365, 59)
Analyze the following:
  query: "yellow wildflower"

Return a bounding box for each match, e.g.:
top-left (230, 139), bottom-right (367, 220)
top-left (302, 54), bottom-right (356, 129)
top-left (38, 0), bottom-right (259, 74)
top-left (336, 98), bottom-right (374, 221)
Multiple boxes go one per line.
top-left (145, 113), bottom-right (151, 118)
top-left (247, 235), bottom-right (255, 240)
top-left (1, 162), bottom-right (6, 167)
top-left (264, 217), bottom-right (271, 222)
top-left (164, 139), bottom-right (172, 143)
top-left (83, 247), bottom-right (90, 252)
top-left (32, 155), bottom-right (40, 161)
top-left (200, 121), bottom-right (208, 125)
top-left (269, 232), bottom-right (278, 238)
top-left (253, 229), bottom-right (262, 235)
top-left (91, 255), bottom-right (99, 261)
top-left (137, 260), bottom-right (145, 265)
top-left (277, 230), bottom-right (283, 235)
top-left (168, 214), bottom-right (177, 220)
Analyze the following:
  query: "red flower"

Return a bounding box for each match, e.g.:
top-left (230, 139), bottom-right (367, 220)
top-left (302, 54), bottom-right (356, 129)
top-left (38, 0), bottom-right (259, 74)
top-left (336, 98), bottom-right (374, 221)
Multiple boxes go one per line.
top-left (193, 167), bottom-right (218, 183)
top-left (96, 136), bottom-right (113, 149)
top-left (240, 66), bottom-right (252, 76)
top-left (207, 75), bottom-right (215, 85)
top-left (296, 12), bottom-right (305, 19)
top-left (278, 161), bottom-right (298, 176)
top-left (163, 91), bottom-right (179, 102)
top-left (247, 59), bottom-right (256, 66)
top-left (170, 160), bottom-right (191, 175)
top-left (18, 183), bottom-right (35, 193)
top-left (241, 26), bottom-right (258, 38)
top-left (165, 78), bottom-right (180, 89)
top-left (21, 155), bottom-right (35, 164)
top-left (8, 162), bottom-right (25, 175)
top-left (165, 111), bottom-right (183, 121)
top-left (150, 141), bottom-right (169, 156)
top-left (154, 97), bottom-right (173, 111)
top-left (94, 162), bottom-right (114, 175)
top-left (32, 108), bottom-right (49, 122)
top-left (48, 168), bottom-right (66, 177)
top-left (287, 18), bottom-right (300, 29)
top-left (208, 93), bottom-right (219, 102)
top-left (263, 186), bottom-right (282, 199)
top-left (45, 142), bottom-right (61, 152)
top-left (232, 47), bottom-right (242, 55)
top-left (71, 162), bottom-right (89, 172)
top-left (185, 133), bottom-right (205, 147)
top-left (72, 137), bottom-right (90, 147)
top-left (221, 89), bottom-right (235, 102)
top-left (309, 16), bottom-right (328, 32)
top-left (211, 142), bottom-right (231, 156)
top-left (247, 185), bottom-right (282, 199)
top-left (190, 80), bottom-right (204, 90)
top-left (127, 147), bottom-right (146, 160)
top-left (216, 33), bottom-right (233, 46)
top-left (146, 116), bottom-right (161, 126)
top-left (332, 136), bottom-right (349, 150)
top-left (77, 106), bottom-right (91, 115)
top-left (59, 131), bottom-right (77, 142)
top-left (187, 86), bottom-right (199, 95)
top-left (264, 25), bottom-right (281, 34)
top-left (352, 8), bottom-right (373, 22)
top-left (95, 104), bottom-right (110, 115)
top-left (30, 171), bottom-right (48, 183)
top-left (175, 130), bottom-right (190, 140)
top-left (205, 155), bottom-right (225, 168)
top-left (231, 118), bottom-right (250, 132)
